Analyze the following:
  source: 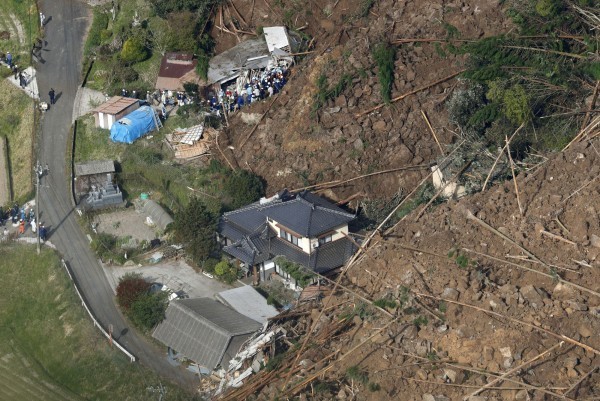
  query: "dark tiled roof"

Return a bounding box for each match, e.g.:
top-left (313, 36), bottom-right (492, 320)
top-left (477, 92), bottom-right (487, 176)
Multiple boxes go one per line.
top-left (152, 298), bottom-right (261, 370)
top-left (223, 225), bottom-right (271, 266)
top-left (270, 236), bottom-right (357, 273)
top-left (221, 190), bottom-right (355, 239)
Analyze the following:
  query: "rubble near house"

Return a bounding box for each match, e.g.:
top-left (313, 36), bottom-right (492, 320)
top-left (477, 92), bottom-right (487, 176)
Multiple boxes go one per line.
top-left (207, 26), bottom-right (296, 94)
top-left (164, 123), bottom-right (216, 160)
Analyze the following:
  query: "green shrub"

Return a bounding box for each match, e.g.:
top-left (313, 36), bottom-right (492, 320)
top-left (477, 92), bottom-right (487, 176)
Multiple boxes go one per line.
top-left (214, 259), bottom-right (239, 284)
top-left (120, 37), bottom-right (149, 64)
top-left (312, 73), bottom-right (353, 113)
top-left (535, 0), bottom-right (562, 17)
top-left (372, 42), bottom-right (396, 104)
top-left (413, 316), bottom-right (429, 328)
top-left (346, 366), bottom-right (369, 385)
top-left (129, 292), bottom-right (168, 330)
top-left (224, 169), bottom-right (265, 209)
top-left (274, 256), bottom-right (315, 287)
top-left (196, 51), bottom-right (210, 80)
top-left (368, 382), bottom-right (381, 392)
top-left (373, 298), bottom-right (398, 309)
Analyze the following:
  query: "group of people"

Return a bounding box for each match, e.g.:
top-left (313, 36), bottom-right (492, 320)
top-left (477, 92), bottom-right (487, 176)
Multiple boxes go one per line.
top-left (209, 66), bottom-right (289, 113)
top-left (0, 203), bottom-right (47, 241)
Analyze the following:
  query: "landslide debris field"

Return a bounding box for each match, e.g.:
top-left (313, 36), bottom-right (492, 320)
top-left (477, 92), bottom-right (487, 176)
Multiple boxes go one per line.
top-left (212, 0), bottom-right (600, 400)
top-left (222, 138), bottom-right (600, 401)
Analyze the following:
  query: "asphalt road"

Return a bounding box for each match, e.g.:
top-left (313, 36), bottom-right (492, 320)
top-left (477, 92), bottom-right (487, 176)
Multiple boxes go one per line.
top-left (36, 0), bottom-right (197, 391)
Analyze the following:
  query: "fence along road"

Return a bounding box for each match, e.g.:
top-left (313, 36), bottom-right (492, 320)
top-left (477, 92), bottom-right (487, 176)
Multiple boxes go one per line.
top-left (35, 0), bottom-right (196, 390)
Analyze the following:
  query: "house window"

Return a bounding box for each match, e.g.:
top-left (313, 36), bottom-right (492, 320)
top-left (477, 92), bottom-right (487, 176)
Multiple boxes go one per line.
top-left (318, 235), bottom-right (332, 245)
top-left (280, 229), bottom-right (300, 246)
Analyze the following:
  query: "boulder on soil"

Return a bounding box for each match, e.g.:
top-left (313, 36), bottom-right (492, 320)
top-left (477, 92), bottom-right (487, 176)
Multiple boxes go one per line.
top-left (442, 288), bottom-right (460, 301)
top-left (519, 285), bottom-right (544, 309)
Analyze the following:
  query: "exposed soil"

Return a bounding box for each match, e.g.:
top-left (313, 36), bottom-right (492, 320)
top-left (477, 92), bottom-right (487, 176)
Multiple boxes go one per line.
top-left (210, 0), bottom-right (600, 400)
top-left (216, 0), bottom-right (512, 203)
top-left (230, 135), bottom-right (600, 401)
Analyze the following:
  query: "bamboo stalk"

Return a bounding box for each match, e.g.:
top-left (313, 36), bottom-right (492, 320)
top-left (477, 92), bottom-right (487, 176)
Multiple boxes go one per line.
top-left (355, 70), bottom-right (466, 117)
top-left (505, 135), bottom-right (524, 216)
top-left (465, 210), bottom-right (543, 264)
top-left (502, 45), bottom-right (587, 59)
top-left (539, 229), bottom-right (577, 246)
top-left (482, 123), bottom-right (524, 191)
top-left (562, 173), bottom-right (600, 203)
top-left (563, 114), bottom-right (600, 150)
top-left (581, 80), bottom-right (599, 133)
top-left (239, 96), bottom-right (280, 148)
top-left (386, 347), bottom-right (574, 399)
top-left (464, 341), bottom-right (564, 399)
top-left (421, 110), bottom-right (444, 155)
top-left (564, 365), bottom-right (597, 397)
top-left (289, 164), bottom-right (429, 193)
top-left (413, 291), bottom-right (600, 356)
top-left (462, 248), bottom-right (600, 299)
top-left (415, 160), bottom-right (471, 221)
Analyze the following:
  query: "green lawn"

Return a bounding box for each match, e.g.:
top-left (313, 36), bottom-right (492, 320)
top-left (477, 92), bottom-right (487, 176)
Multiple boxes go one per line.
top-left (74, 115), bottom-right (127, 163)
top-left (0, 244), bottom-right (195, 400)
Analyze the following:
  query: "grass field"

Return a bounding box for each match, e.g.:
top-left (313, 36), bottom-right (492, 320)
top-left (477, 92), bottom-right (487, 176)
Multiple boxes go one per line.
top-left (74, 115), bottom-right (127, 162)
top-left (0, 0), bottom-right (39, 66)
top-left (0, 79), bottom-right (35, 202)
top-left (0, 244), bottom-right (196, 401)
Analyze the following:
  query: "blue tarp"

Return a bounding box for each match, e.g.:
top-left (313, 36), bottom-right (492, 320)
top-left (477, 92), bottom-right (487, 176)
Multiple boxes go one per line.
top-left (110, 105), bottom-right (157, 144)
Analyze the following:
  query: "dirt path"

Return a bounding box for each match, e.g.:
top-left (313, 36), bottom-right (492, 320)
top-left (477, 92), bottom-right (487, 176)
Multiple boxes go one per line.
top-left (0, 138), bottom-right (9, 204)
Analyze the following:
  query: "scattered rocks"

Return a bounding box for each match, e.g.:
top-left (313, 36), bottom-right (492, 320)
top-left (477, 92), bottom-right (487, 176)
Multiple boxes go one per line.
top-left (423, 394), bottom-right (450, 401)
top-left (552, 282), bottom-right (574, 300)
top-left (519, 285), bottom-right (544, 309)
top-left (590, 234), bottom-right (600, 248)
top-left (579, 323), bottom-right (592, 338)
top-left (442, 288), bottom-right (460, 301)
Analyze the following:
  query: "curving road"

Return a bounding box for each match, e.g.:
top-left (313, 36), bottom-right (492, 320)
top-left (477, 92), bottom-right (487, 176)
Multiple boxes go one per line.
top-left (36, 0), bottom-right (197, 392)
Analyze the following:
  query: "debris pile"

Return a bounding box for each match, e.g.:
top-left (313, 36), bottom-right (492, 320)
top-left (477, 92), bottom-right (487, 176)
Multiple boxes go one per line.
top-left (164, 124), bottom-right (216, 160)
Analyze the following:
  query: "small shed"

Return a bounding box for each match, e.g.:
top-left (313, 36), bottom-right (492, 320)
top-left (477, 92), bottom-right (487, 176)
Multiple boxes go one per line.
top-left (155, 52), bottom-right (199, 91)
top-left (109, 106), bottom-right (159, 144)
top-left (92, 96), bottom-right (139, 130)
top-left (152, 298), bottom-right (262, 370)
top-left (74, 159), bottom-right (115, 196)
top-left (139, 199), bottom-right (174, 232)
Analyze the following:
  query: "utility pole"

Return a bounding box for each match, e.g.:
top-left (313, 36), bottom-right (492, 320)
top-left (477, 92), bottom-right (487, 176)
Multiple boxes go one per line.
top-left (35, 161), bottom-right (43, 254)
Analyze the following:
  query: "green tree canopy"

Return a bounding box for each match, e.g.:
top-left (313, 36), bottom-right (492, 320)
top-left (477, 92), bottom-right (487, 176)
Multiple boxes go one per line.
top-left (173, 197), bottom-right (217, 264)
top-left (224, 170), bottom-right (265, 209)
top-left (129, 292), bottom-right (168, 330)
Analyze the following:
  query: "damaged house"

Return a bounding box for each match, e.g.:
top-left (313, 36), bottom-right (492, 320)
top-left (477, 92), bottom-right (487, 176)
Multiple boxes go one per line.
top-left (152, 298), bottom-right (262, 371)
top-left (207, 26), bottom-right (296, 93)
top-left (217, 190), bottom-right (357, 287)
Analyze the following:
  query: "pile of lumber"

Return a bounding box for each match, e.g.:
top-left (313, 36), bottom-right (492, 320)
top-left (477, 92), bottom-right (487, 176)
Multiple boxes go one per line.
top-left (165, 124), bottom-right (216, 160)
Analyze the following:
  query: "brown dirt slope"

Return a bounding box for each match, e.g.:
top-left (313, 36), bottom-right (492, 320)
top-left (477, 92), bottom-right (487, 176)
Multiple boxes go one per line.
top-left (228, 139), bottom-right (600, 401)
top-left (219, 0), bottom-right (511, 200)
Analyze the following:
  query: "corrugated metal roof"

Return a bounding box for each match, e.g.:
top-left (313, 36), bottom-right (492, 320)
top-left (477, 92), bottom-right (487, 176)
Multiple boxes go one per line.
top-left (92, 96), bottom-right (139, 115)
top-left (74, 159), bottom-right (115, 176)
top-left (207, 38), bottom-right (269, 84)
top-left (140, 199), bottom-right (174, 231)
top-left (152, 298), bottom-right (261, 369)
top-left (216, 286), bottom-right (278, 324)
top-left (263, 26), bottom-right (291, 53)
